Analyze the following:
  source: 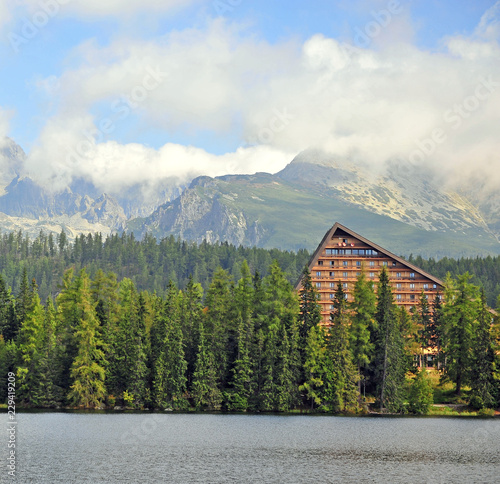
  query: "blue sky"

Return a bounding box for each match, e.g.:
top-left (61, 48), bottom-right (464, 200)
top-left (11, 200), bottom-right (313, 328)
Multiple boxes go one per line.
top-left (0, 0), bottom-right (499, 193)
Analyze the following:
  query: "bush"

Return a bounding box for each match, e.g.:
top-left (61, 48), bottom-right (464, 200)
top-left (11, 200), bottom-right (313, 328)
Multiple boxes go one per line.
top-left (408, 370), bottom-right (434, 415)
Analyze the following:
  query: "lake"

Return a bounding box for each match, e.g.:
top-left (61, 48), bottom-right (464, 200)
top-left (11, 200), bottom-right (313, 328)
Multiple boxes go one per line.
top-left (7, 412), bottom-right (500, 483)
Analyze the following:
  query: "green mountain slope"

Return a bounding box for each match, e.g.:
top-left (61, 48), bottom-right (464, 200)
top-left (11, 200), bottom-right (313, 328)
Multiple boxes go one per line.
top-left (127, 171), bottom-right (500, 258)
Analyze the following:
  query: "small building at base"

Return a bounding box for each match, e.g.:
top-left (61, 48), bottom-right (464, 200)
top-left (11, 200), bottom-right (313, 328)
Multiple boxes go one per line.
top-left (296, 222), bottom-right (444, 324)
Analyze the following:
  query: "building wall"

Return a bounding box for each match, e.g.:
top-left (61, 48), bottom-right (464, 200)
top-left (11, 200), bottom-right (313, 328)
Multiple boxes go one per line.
top-left (306, 228), bottom-right (443, 324)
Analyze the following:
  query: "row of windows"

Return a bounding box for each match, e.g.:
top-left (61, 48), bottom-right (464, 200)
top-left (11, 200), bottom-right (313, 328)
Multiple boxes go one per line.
top-left (324, 248), bottom-right (379, 256)
top-left (318, 259), bottom-right (398, 268)
top-left (315, 268), bottom-right (422, 280)
top-left (316, 281), bottom-right (438, 290)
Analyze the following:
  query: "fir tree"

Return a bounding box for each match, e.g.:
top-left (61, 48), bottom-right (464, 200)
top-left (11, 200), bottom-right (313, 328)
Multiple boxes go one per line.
top-left (68, 270), bottom-right (107, 408)
top-left (192, 321), bottom-right (222, 410)
top-left (372, 268), bottom-right (406, 412)
top-left (469, 289), bottom-right (497, 409)
top-left (350, 270), bottom-right (376, 401)
top-left (16, 280), bottom-right (45, 405)
top-left (323, 283), bottom-right (358, 413)
top-left (299, 325), bottom-right (327, 409)
top-left (442, 273), bottom-right (478, 395)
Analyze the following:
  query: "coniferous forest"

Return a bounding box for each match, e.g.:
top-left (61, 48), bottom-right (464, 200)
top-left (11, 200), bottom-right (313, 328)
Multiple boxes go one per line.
top-left (0, 230), bottom-right (498, 413)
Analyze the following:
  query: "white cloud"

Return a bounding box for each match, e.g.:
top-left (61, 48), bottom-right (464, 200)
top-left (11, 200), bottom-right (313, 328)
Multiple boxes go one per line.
top-left (64, 0), bottom-right (201, 18)
top-left (26, 10), bottom-right (500, 193)
top-left (27, 117), bottom-right (293, 193)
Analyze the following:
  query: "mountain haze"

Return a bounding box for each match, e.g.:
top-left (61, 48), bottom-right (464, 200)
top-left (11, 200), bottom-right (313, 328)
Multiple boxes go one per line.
top-left (0, 138), bottom-right (499, 259)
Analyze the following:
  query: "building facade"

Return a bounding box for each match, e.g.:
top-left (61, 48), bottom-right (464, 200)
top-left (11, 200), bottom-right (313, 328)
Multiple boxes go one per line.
top-left (297, 222), bottom-right (444, 324)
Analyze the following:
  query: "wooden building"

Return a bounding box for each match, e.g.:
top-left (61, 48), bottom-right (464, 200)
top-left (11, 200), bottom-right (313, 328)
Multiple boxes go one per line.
top-left (297, 222), bottom-right (444, 324)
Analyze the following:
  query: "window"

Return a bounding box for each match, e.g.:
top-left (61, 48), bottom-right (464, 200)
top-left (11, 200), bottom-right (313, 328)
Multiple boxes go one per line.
top-left (369, 272), bottom-right (375, 278)
top-left (343, 261), bottom-right (348, 267)
top-left (423, 283), bottom-right (429, 290)
top-left (316, 271), bottom-right (322, 277)
top-left (330, 305), bottom-right (335, 310)
top-left (330, 282), bottom-right (335, 289)
top-left (396, 283), bottom-right (402, 289)
top-left (343, 283), bottom-right (348, 289)
top-left (410, 283), bottom-right (415, 290)
top-left (433, 284), bottom-right (437, 289)
top-left (356, 272), bottom-right (361, 277)
top-left (316, 282), bottom-right (321, 289)
top-left (396, 272), bottom-right (401, 278)
top-left (330, 261), bottom-right (335, 266)
top-left (344, 293), bottom-right (348, 300)
top-left (396, 294), bottom-right (402, 300)
top-left (356, 261), bottom-right (361, 267)
top-left (329, 293), bottom-right (335, 299)
top-left (329, 271), bottom-right (335, 277)
top-left (318, 260), bottom-right (323, 266)
top-left (353, 249), bottom-right (359, 255)
top-left (382, 261), bottom-right (388, 266)
top-left (358, 249), bottom-right (365, 256)
top-left (392, 262), bottom-right (397, 267)
top-left (410, 295), bottom-right (415, 301)
top-left (410, 272), bottom-right (415, 279)
top-left (369, 261), bottom-right (375, 267)
top-left (343, 272), bottom-right (348, 278)
top-left (326, 249), bottom-right (333, 255)
top-left (343, 238), bottom-right (348, 244)
top-left (345, 249), bottom-right (352, 255)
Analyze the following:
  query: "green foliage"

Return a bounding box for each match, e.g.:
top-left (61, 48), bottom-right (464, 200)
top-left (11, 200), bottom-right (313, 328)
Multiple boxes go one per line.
top-left (372, 268), bottom-right (406, 413)
top-left (442, 273), bottom-right (479, 395)
top-left (408, 370), bottom-right (434, 415)
top-left (0, 233), bottom-right (497, 415)
top-left (322, 283), bottom-right (359, 413)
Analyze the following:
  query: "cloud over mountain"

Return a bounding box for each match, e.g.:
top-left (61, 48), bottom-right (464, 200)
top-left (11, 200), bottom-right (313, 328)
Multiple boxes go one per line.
top-left (10, 2), bottom-right (499, 194)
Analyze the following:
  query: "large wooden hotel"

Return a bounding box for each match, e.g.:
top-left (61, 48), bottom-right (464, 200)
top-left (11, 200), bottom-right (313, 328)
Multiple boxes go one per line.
top-left (298, 222), bottom-right (444, 324)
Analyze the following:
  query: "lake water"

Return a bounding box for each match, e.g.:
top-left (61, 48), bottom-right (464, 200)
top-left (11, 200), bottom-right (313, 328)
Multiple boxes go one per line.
top-left (6, 412), bottom-right (500, 483)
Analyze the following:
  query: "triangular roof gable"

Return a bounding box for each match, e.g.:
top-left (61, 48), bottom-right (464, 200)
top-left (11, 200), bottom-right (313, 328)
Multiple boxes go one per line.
top-left (296, 222), bottom-right (444, 289)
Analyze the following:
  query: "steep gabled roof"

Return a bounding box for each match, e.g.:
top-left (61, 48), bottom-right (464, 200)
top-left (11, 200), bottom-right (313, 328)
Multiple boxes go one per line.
top-left (296, 222), bottom-right (444, 289)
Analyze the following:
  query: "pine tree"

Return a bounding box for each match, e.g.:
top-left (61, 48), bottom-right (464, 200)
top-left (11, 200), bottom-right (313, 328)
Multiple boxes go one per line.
top-left (226, 262), bottom-right (255, 411)
top-left (323, 283), bottom-right (358, 413)
top-left (151, 283), bottom-right (188, 410)
top-left (431, 293), bottom-right (444, 369)
top-left (469, 289), bottom-right (496, 409)
top-left (0, 275), bottom-right (16, 342)
top-left (442, 273), bottom-right (479, 395)
top-left (299, 325), bottom-right (327, 410)
top-left (192, 321), bottom-right (222, 410)
top-left (34, 298), bottom-right (63, 407)
top-left (350, 270), bottom-right (376, 401)
top-left (298, 266), bottom-right (322, 348)
top-left (16, 280), bottom-right (45, 405)
top-left (68, 270), bottom-right (107, 408)
top-left (372, 267), bottom-right (406, 412)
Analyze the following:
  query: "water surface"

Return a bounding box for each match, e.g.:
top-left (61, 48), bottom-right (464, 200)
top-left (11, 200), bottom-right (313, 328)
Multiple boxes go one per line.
top-left (8, 412), bottom-right (500, 483)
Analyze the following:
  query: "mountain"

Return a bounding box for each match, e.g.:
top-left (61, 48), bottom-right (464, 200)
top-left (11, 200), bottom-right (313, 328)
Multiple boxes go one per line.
top-left (0, 138), bottom-right (185, 239)
top-left (127, 151), bottom-right (500, 258)
top-left (0, 138), bottom-right (498, 258)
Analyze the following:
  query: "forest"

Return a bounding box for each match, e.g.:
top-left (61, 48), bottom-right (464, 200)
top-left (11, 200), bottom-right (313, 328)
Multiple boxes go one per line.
top-left (0, 230), bottom-right (500, 308)
top-left (0, 245), bottom-right (498, 413)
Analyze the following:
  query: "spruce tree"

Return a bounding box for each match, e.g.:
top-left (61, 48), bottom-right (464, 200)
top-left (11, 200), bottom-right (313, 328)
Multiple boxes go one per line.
top-left (323, 283), bottom-right (358, 413)
top-left (298, 266), bottom-right (322, 349)
top-left (16, 280), bottom-right (45, 405)
top-left (372, 267), bottom-right (406, 412)
top-left (442, 273), bottom-right (478, 395)
top-left (192, 321), bottom-right (222, 410)
top-left (350, 270), bottom-right (376, 401)
top-left (68, 270), bottom-right (107, 408)
top-left (469, 289), bottom-right (496, 409)
top-left (299, 325), bottom-right (327, 410)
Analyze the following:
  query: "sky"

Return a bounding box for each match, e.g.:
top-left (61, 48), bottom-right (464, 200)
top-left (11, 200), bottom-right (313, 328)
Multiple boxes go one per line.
top-left (0, 0), bottom-right (499, 195)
